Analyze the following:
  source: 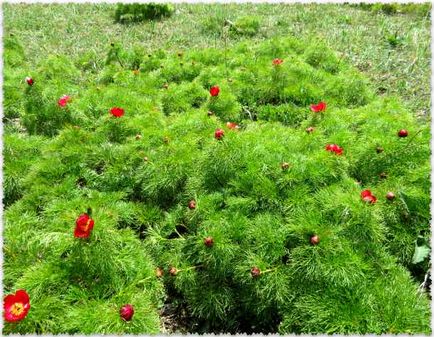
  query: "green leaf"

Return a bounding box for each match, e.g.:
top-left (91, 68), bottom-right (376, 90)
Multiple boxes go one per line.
top-left (412, 243), bottom-right (430, 264)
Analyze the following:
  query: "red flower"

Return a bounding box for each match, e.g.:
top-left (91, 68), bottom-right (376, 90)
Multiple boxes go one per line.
top-left (226, 122), bottom-right (239, 130)
top-left (74, 213), bottom-right (95, 238)
top-left (325, 144), bottom-right (343, 155)
top-left (120, 304), bottom-right (134, 321)
top-left (214, 128), bottom-right (225, 140)
top-left (310, 101), bottom-right (327, 113)
top-left (361, 190), bottom-right (377, 204)
top-left (3, 290), bottom-right (31, 323)
top-left (365, 195), bottom-right (377, 204)
top-left (360, 190), bottom-right (372, 199)
top-left (110, 107), bottom-right (125, 118)
top-left (272, 58), bottom-right (283, 66)
top-left (209, 86), bottom-right (220, 97)
top-left (25, 77), bottom-right (34, 86)
top-left (58, 95), bottom-right (71, 107)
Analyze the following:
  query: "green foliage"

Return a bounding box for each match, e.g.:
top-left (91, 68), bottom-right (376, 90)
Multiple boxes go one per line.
top-left (4, 34), bottom-right (25, 67)
top-left (37, 55), bottom-right (81, 83)
top-left (229, 16), bottom-right (261, 37)
top-left (127, 45), bottom-right (147, 70)
top-left (303, 41), bottom-right (342, 74)
top-left (3, 34), bottom-right (28, 120)
top-left (3, 134), bottom-right (46, 207)
top-left (201, 14), bottom-right (261, 39)
top-left (75, 50), bottom-right (101, 73)
top-left (161, 82), bottom-right (208, 115)
top-left (355, 3), bottom-right (432, 17)
top-left (3, 33), bottom-right (430, 334)
top-left (412, 236), bottom-right (430, 264)
top-left (279, 265), bottom-right (431, 334)
top-left (114, 3), bottom-right (173, 24)
top-left (386, 31), bottom-right (405, 48)
top-left (206, 85), bottom-right (242, 121)
top-left (200, 11), bottom-right (226, 37)
top-left (21, 84), bottom-right (76, 136)
top-left (105, 42), bottom-right (126, 67)
top-left (4, 198), bottom-right (164, 334)
top-left (256, 103), bottom-right (307, 127)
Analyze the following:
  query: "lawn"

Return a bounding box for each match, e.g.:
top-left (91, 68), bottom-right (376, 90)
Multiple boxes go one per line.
top-left (2, 3), bottom-right (431, 335)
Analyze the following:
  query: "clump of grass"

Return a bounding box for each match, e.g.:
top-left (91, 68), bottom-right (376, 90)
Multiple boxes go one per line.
top-left (355, 3), bottom-right (431, 17)
top-left (229, 16), bottom-right (261, 37)
top-left (385, 31), bottom-right (405, 48)
top-left (114, 3), bottom-right (173, 24)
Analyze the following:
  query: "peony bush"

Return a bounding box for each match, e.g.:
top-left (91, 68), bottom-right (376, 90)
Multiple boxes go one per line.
top-left (3, 33), bottom-right (431, 334)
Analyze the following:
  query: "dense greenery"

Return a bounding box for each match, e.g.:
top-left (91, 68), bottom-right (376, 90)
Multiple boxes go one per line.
top-left (4, 3), bottom-right (431, 119)
top-left (3, 26), bottom-right (431, 334)
top-left (353, 2), bottom-right (431, 16)
top-left (114, 3), bottom-right (173, 23)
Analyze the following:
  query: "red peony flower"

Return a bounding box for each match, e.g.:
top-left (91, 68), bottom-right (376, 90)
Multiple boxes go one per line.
top-left (214, 128), bottom-right (225, 140)
top-left (272, 58), bottom-right (283, 66)
top-left (110, 107), bottom-right (125, 118)
top-left (3, 290), bottom-right (31, 323)
top-left (25, 77), bottom-right (34, 86)
top-left (325, 144), bottom-right (343, 155)
top-left (226, 122), bottom-right (240, 130)
top-left (360, 190), bottom-right (372, 199)
top-left (58, 95), bottom-right (71, 107)
top-left (74, 213), bottom-right (95, 239)
top-left (361, 190), bottom-right (377, 204)
top-left (310, 101), bottom-right (327, 113)
top-left (209, 86), bottom-right (220, 97)
top-left (325, 144), bottom-right (336, 151)
top-left (120, 304), bottom-right (134, 321)
top-left (364, 195), bottom-right (377, 204)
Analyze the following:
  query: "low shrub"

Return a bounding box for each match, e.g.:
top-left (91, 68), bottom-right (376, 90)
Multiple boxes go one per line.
top-left (200, 13), bottom-right (227, 37)
top-left (229, 16), bottom-right (261, 37)
top-left (3, 33), bottom-right (431, 334)
top-left (353, 3), bottom-right (431, 17)
top-left (114, 3), bottom-right (174, 24)
top-left (4, 196), bottom-right (164, 334)
top-left (4, 35), bottom-right (27, 120)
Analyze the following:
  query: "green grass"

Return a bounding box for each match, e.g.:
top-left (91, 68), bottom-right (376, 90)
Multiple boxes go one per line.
top-left (3, 3), bottom-right (431, 119)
